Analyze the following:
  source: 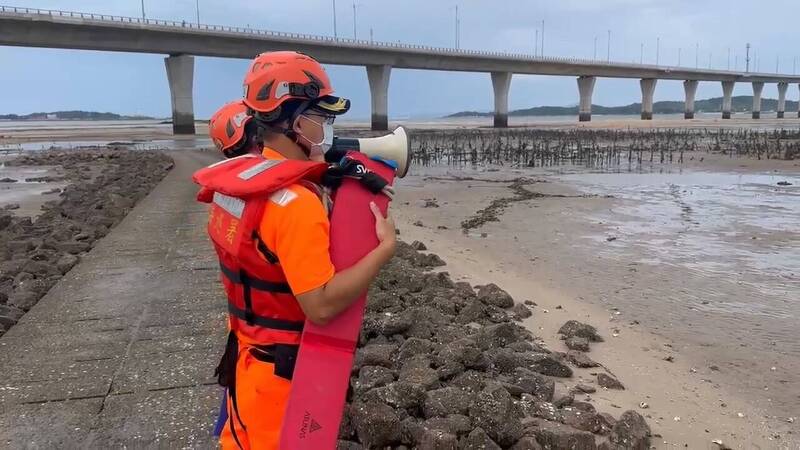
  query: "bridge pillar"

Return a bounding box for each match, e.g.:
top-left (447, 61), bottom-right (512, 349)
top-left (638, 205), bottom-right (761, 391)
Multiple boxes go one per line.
top-left (484, 72), bottom-right (512, 128)
top-left (639, 78), bottom-right (657, 120)
top-left (491, 72), bottom-right (512, 128)
top-left (164, 54), bottom-right (195, 135)
top-left (577, 76), bottom-right (596, 122)
top-left (751, 82), bottom-right (764, 119)
top-left (721, 81), bottom-right (735, 119)
top-left (366, 64), bottom-right (391, 131)
top-left (777, 82), bottom-right (788, 118)
top-left (683, 80), bottom-right (698, 119)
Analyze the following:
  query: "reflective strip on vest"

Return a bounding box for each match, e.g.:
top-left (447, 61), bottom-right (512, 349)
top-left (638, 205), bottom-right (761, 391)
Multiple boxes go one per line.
top-left (213, 192), bottom-right (246, 219)
top-left (238, 159), bottom-right (283, 180)
top-left (206, 153), bottom-right (258, 169)
top-left (269, 188), bottom-right (298, 207)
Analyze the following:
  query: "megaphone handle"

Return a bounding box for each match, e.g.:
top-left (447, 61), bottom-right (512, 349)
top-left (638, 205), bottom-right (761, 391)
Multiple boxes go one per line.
top-left (380, 185), bottom-right (395, 200)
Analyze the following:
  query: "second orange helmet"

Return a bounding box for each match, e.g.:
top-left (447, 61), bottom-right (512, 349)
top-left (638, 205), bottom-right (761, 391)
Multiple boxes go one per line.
top-left (209, 101), bottom-right (252, 153)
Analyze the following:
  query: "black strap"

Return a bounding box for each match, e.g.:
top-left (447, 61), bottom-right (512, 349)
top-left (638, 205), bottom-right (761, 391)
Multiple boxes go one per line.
top-left (358, 171), bottom-right (389, 194)
top-left (220, 263), bottom-right (291, 293)
top-left (227, 303), bottom-right (305, 332)
top-left (240, 270), bottom-right (255, 325)
top-left (228, 400), bottom-right (245, 450)
top-left (215, 331), bottom-right (246, 449)
top-left (249, 345), bottom-right (276, 364)
top-left (249, 344), bottom-right (299, 381)
top-left (252, 231), bottom-right (279, 264)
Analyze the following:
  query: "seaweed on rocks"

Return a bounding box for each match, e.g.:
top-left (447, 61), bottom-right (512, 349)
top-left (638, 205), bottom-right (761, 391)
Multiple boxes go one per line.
top-left (558, 320), bottom-right (604, 342)
top-left (342, 241), bottom-right (651, 449)
top-left (0, 149), bottom-right (174, 337)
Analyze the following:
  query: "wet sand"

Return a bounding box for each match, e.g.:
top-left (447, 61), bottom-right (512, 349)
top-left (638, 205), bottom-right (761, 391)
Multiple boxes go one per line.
top-left (0, 157), bottom-right (66, 217)
top-left (392, 152), bottom-right (799, 449)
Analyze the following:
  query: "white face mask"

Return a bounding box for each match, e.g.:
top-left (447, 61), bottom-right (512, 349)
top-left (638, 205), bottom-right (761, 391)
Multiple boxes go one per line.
top-left (297, 114), bottom-right (334, 158)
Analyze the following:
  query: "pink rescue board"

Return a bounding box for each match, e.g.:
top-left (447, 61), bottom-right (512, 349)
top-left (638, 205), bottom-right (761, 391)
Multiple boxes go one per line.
top-left (280, 152), bottom-right (396, 449)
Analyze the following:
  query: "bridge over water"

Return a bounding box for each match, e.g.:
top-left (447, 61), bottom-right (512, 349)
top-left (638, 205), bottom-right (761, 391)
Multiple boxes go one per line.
top-left (2, 5), bottom-right (800, 133)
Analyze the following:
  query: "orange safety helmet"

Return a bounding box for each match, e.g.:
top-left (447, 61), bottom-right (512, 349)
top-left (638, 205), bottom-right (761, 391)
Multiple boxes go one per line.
top-left (242, 51), bottom-right (350, 122)
top-left (209, 101), bottom-right (252, 153)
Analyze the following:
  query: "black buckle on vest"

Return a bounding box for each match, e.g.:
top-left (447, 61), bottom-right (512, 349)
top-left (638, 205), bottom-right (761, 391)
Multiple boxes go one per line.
top-left (249, 344), bottom-right (299, 381)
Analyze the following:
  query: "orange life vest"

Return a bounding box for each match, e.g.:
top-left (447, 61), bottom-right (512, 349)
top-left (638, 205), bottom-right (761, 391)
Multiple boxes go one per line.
top-left (192, 154), bottom-right (329, 346)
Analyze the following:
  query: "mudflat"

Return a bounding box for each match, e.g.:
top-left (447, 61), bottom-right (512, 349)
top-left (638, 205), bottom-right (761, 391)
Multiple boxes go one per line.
top-left (0, 118), bottom-right (798, 448)
top-left (392, 150), bottom-right (799, 448)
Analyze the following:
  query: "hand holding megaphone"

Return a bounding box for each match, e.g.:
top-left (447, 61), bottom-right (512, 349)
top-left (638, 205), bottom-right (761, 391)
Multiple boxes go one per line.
top-left (322, 156), bottom-right (396, 199)
top-left (325, 126), bottom-right (411, 178)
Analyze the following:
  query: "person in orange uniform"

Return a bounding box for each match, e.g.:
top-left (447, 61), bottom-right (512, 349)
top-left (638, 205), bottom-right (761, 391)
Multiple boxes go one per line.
top-left (202, 51), bottom-right (397, 450)
top-left (206, 101), bottom-right (266, 439)
top-left (208, 101), bottom-right (262, 157)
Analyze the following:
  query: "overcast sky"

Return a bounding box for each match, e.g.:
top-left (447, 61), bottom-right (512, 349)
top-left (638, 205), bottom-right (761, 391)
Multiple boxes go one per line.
top-left (1, 0), bottom-right (799, 119)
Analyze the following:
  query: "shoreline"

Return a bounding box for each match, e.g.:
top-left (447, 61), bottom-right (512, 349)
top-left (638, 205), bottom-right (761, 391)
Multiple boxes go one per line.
top-left (392, 152), bottom-right (799, 449)
top-left (3, 115), bottom-right (800, 145)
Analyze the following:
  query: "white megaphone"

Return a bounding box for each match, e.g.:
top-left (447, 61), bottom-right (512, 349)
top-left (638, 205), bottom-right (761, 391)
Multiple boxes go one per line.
top-left (329, 126), bottom-right (411, 178)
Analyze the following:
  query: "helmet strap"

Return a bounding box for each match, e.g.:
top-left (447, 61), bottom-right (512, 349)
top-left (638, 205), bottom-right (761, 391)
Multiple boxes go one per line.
top-left (287, 100), bottom-right (312, 154)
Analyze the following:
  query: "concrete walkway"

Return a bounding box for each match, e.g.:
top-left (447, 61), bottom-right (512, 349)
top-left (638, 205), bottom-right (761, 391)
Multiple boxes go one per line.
top-left (0, 150), bottom-right (225, 448)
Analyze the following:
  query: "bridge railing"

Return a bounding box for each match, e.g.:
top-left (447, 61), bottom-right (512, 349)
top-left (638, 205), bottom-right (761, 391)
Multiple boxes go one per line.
top-left (0, 5), bottom-right (776, 76)
top-left (0, 5), bottom-right (581, 63)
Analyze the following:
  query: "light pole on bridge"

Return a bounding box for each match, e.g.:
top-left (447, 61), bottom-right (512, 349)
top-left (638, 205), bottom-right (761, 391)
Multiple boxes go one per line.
top-left (195, 0), bottom-right (200, 25)
top-left (352, 2), bottom-right (363, 39)
top-left (456, 6), bottom-right (460, 49)
top-left (745, 43), bottom-right (751, 73)
top-left (695, 42), bottom-right (699, 68)
top-left (607, 29), bottom-right (611, 63)
top-left (141, 0), bottom-right (145, 19)
top-left (332, 0), bottom-right (338, 39)
top-left (656, 37), bottom-right (659, 65)
top-left (540, 19), bottom-right (544, 56)
top-left (449, 5), bottom-right (460, 50)
top-left (727, 47), bottom-right (731, 70)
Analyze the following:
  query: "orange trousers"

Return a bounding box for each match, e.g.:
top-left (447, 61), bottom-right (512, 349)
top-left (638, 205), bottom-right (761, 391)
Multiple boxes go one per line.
top-left (220, 345), bottom-right (292, 450)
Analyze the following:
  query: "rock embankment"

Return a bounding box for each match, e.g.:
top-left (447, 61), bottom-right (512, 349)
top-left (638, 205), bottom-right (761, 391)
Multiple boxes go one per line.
top-left (341, 241), bottom-right (651, 449)
top-left (0, 150), bottom-right (173, 336)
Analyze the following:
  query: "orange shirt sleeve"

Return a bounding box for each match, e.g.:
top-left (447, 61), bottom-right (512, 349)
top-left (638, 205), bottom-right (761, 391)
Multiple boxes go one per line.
top-left (258, 184), bottom-right (335, 296)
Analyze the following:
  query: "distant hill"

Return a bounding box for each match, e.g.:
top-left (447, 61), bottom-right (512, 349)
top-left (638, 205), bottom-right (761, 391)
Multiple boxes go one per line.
top-left (448, 96), bottom-right (799, 117)
top-left (0, 110), bottom-right (157, 121)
